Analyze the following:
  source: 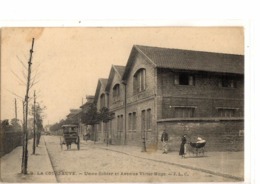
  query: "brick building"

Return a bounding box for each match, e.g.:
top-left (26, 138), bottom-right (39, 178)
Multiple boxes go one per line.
top-left (105, 65), bottom-right (126, 144)
top-left (93, 45), bottom-right (244, 151)
top-left (93, 78), bottom-right (108, 142)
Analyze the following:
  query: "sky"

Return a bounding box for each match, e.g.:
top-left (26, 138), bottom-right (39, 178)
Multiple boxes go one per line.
top-left (0, 27), bottom-right (244, 126)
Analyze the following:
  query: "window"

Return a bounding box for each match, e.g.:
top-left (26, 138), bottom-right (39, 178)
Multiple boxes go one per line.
top-left (146, 109), bottom-right (151, 130)
top-left (219, 76), bottom-right (237, 88)
top-left (132, 112), bottom-right (136, 130)
top-left (100, 93), bottom-right (106, 109)
top-left (174, 107), bottom-right (195, 118)
top-left (117, 115), bottom-right (123, 132)
top-left (133, 69), bottom-right (146, 94)
top-left (117, 115), bottom-right (120, 132)
top-left (128, 113), bottom-right (132, 131)
top-left (120, 115), bottom-right (123, 131)
top-left (141, 110), bottom-right (146, 138)
top-left (113, 84), bottom-right (120, 101)
top-left (174, 73), bottom-right (194, 86)
top-left (218, 108), bottom-right (236, 117)
top-left (117, 115), bottom-right (120, 131)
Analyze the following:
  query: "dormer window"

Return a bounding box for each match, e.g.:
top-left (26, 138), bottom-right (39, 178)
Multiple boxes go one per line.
top-left (113, 84), bottom-right (120, 101)
top-left (133, 68), bottom-right (146, 94)
top-left (174, 73), bottom-right (195, 86)
top-left (219, 76), bottom-right (237, 88)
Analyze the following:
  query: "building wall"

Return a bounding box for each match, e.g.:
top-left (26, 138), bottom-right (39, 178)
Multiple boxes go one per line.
top-left (108, 71), bottom-right (125, 110)
top-left (124, 52), bottom-right (157, 147)
top-left (110, 108), bottom-right (125, 145)
top-left (126, 99), bottom-right (157, 148)
top-left (125, 52), bottom-right (156, 104)
top-left (157, 120), bottom-right (244, 152)
top-left (106, 69), bottom-right (126, 145)
top-left (157, 68), bottom-right (244, 119)
top-left (96, 82), bottom-right (108, 143)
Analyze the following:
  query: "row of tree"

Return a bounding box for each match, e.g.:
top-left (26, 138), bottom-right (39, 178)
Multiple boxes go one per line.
top-left (49, 104), bottom-right (114, 136)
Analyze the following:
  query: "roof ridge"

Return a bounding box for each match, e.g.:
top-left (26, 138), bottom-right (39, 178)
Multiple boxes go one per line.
top-left (113, 64), bottom-right (125, 68)
top-left (134, 44), bottom-right (244, 56)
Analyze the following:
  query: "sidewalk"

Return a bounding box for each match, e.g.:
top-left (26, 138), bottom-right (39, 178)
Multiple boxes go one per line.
top-left (84, 141), bottom-right (244, 181)
top-left (0, 137), bottom-right (57, 183)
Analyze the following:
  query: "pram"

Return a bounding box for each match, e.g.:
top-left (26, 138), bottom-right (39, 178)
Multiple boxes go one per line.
top-left (189, 141), bottom-right (206, 156)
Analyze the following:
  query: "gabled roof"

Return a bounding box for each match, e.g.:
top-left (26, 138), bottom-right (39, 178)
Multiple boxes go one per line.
top-left (80, 95), bottom-right (95, 109)
top-left (114, 65), bottom-right (125, 76)
top-left (67, 109), bottom-right (82, 118)
top-left (105, 65), bottom-right (126, 92)
top-left (100, 78), bottom-right (108, 86)
top-left (122, 45), bottom-right (244, 81)
top-left (94, 78), bottom-right (108, 104)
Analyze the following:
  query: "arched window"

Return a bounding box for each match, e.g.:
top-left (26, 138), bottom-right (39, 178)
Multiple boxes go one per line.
top-left (113, 84), bottom-right (120, 101)
top-left (133, 68), bottom-right (146, 94)
top-left (146, 108), bottom-right (151, 130)
top-left (100, 93), bottom-right (106, 109)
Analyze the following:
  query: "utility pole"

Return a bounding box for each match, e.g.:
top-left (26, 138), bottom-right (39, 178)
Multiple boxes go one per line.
top-left (15, 98), bottom-right (17, 123)
top-left (21, 38), bottom-right (34, 174)
top-left (32, 90), bottom-right (36, 154)
top-left (21, 101), bottom-right (25, 172)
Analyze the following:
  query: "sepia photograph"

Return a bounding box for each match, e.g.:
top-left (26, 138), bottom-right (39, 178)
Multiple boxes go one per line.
top-left (0, 27), bottom-right (244, 183)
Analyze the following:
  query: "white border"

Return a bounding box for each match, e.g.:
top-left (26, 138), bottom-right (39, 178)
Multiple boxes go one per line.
top-left (0, 19), bottom-right (256, 184)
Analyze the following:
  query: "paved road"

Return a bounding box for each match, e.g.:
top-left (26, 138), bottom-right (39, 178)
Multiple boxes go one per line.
top-left (44, 136), bottom-right (236, 182)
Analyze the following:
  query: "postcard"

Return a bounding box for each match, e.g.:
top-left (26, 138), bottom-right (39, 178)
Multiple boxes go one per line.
top-left (0, 27), bottom-right (245, 183)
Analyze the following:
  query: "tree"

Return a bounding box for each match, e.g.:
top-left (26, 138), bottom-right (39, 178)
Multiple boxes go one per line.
top-left (97, 107), bottom-right (114, 123)
top-left (49, 119), bottom-right (65, 134)
top-left (81, 103), bottom-right (99, 141)
top-left (97, 107), bottom-right (114, 146)
top-left (30, 103), bottom-right (45, 148)
top-left (10, 118), bottom-right (22, 132)
top-left (1, 119), bottom-right (11, 132)
top-left (81, 103), bottom-right (99, 126)
top-left (1, 119), bottom-right (22, 132)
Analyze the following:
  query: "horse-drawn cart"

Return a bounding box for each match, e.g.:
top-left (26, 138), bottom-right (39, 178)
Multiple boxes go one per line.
top-left (60, 124), bottom-right (80, 150)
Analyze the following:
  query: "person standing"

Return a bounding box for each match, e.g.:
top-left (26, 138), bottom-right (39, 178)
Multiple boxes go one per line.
top-left (161, 130), bottom-right (169, 154)
top-left (179, 134), bottom-right (187, 158)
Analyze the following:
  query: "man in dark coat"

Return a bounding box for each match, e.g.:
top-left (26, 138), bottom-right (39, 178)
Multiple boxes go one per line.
top-left (161, 130), bottom-right (169, 154)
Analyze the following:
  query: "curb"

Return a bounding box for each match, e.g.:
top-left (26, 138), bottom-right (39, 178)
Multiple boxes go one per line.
top-left (97, 145), bottom-right (243, 181)
top-left (43, 137), bottom-right (59, 183)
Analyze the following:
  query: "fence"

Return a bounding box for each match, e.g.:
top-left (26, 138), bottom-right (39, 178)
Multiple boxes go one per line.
top-left (0, 131), bottom-right (23, 157)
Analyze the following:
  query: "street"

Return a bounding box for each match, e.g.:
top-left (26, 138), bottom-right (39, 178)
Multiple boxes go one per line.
top-left (44, 136), bottom-right (236, 182)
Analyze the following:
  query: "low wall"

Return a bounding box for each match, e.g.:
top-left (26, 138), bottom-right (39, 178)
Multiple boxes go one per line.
top-left (157, 119), bottom-right (244, 152)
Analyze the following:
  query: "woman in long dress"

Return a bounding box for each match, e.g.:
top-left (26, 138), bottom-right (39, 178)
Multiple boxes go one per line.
top-left (179, 135), bottom-right (187, 158)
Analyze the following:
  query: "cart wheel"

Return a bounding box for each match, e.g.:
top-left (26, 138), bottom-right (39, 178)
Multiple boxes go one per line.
top-left (77, 136), bottom-right (80, 150)
top-left (202, 148), bottom-right (205, 156)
